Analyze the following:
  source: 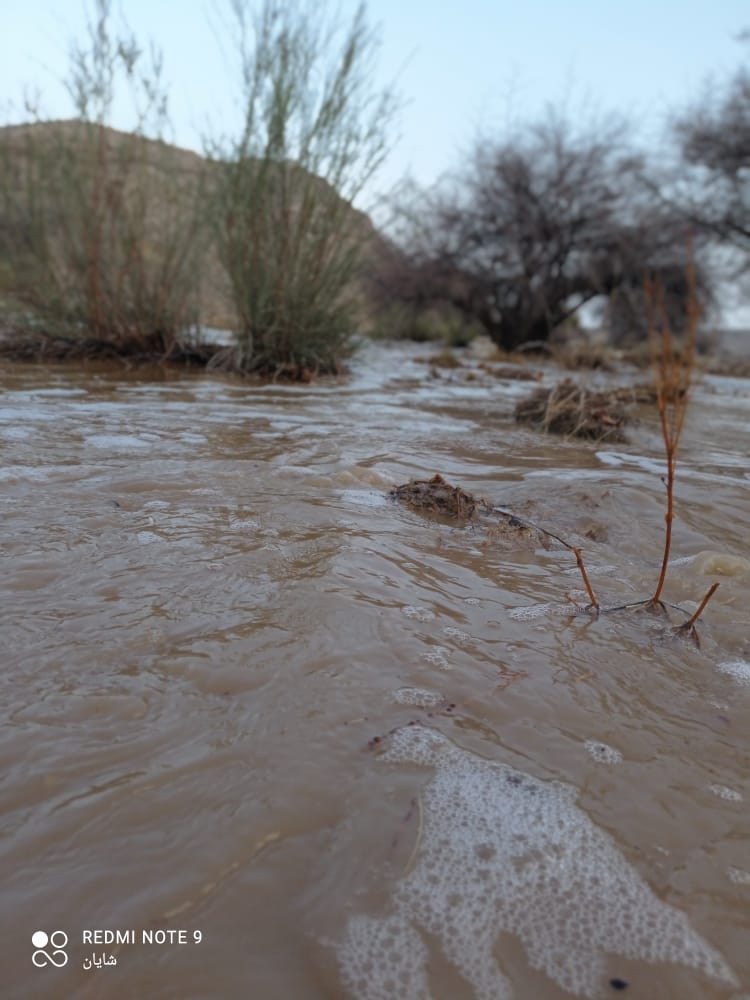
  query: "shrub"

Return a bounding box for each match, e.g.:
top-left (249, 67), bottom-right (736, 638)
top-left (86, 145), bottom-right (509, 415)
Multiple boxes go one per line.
top-left (0, 0), bottom-right (207, 358)
top-left (210, 0), bottom-right (397, 377)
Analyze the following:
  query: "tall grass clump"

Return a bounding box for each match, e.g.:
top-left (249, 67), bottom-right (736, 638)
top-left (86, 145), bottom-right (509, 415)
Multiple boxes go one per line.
top-left (0, 0), bottom-right (207, 359)
top-left (210, 0), bottom-right (398, 377)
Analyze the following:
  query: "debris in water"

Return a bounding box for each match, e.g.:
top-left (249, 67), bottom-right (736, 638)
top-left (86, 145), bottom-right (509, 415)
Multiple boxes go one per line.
top-left (514, 378), bottom-right (630, 441)
top-left (389, 473), bottom-right (479, 521)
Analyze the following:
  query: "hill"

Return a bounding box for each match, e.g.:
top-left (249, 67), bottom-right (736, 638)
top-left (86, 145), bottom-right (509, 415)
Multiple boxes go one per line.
top-left (0, 119), bottom-right (385, 339)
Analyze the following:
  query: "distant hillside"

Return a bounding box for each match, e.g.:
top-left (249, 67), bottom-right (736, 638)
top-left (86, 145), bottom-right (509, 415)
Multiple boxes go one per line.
top-left (0, 119), bottom-right (386, 332)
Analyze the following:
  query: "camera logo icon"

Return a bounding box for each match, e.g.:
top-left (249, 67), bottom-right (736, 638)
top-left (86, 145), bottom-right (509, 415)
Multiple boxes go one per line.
top-left (32, 930), bottom-right (68, 968)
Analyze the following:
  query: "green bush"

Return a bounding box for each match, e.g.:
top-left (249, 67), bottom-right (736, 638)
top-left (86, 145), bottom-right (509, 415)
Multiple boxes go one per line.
top-left (210, 0), bottom-right (397, 377)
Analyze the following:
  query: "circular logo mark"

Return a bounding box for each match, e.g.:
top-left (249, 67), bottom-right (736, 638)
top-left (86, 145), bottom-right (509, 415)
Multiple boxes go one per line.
top-left (32, 930), bottom-right (68, 968)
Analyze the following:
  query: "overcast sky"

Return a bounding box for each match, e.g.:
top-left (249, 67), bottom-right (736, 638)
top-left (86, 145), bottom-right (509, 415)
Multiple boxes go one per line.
top-left (2, 0), bottom-right (747, 198)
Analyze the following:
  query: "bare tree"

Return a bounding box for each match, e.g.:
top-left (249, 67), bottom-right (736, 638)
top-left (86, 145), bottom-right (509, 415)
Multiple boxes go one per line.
top-left (378, 112), bottom-right (709, 350)
top-left (671, 48), bottom-right (750, 276)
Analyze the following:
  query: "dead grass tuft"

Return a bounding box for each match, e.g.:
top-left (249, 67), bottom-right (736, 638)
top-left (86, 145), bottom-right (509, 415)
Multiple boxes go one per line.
top-left (552, 341), bottom-right (616, 372)
top-left (514, 378), bottom-right (629, 441)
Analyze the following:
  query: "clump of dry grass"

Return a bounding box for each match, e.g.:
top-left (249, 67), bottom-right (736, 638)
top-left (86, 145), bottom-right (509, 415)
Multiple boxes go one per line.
top-left (552, 341), bottom-right (616, 372)
top-left (514, 378), bottom-right (629, 441)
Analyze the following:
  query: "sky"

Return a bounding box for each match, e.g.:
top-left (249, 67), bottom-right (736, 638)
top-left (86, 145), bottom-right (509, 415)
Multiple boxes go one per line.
top-left (2, 0), bottom-right (747, 202)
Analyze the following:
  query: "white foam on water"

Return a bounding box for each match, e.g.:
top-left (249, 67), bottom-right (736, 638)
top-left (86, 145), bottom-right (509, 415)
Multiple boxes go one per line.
top-left (707, 699), bottom-right (730, 711)
top-left (421, 647), bottom-right (451, 670)
top-left (718, 659), bottom-right (750, 686)
top-left (727, 866), bottom-right (750, 886)
top-left (337, 726), bottom-right (738, 999)
top-left (442, 626), bottom-right (472, 644)
top-left (392, 687), bottom-right (444, 708)
top-left (510, 602), bottom-right (577, 621)
top-left (708, 784), bottom-right (743, 802)
top-left (403, 606), bottom-right (436, 622)
top-left (584, 739), bottom-right (623, 765)
top-left (509, 603), bottom-right (552, 621)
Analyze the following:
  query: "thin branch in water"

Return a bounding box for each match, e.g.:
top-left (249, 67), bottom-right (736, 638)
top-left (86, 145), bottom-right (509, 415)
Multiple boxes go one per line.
top-left (645, 242), bottom-right (699, 607)
top-left (571, 545), bottom-right (600, 611)
top-left (673, 582), bottom-right (720, 646)
top-left (492, 506), bottom-right (599, 611)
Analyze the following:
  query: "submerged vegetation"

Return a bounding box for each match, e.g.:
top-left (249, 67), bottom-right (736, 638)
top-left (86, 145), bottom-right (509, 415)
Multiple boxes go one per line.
top-left (392, 265), bottom-right (721, 641)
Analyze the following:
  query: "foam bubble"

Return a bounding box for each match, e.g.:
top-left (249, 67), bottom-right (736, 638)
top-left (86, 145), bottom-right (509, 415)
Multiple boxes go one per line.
top-left (402, 606), bottom-right (435, 622)
top-left (392, 687), bottom-right (444, 708)
top-left (718, 659), bottom-right (750, 685)
top-left (442, 626), bottom-right (472, 644)
top-left (584, 739), bottom-right (623, 765)
top-left (422, 647), bottom-right (450, 669)
top-left (727, 866), bottom-right (750, 886)
top-left (708, 784), bottom-right (743, 802)
top-left (510, 603), bottom-right (577, 621)
top-left (337, 725), bottom-right (738, 999)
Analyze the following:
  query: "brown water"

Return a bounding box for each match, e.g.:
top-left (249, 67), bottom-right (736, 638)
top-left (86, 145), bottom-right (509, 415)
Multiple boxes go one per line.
top-left (1, 342), bottom-right (748, 1000)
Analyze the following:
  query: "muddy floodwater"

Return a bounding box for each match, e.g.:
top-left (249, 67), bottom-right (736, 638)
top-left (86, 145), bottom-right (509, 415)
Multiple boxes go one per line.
top-left (1, 341), bottom-right (749, 1000)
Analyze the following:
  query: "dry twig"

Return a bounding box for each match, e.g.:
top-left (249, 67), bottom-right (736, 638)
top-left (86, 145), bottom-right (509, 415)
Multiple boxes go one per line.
top-left (645, 246), bottom-right (719, 632)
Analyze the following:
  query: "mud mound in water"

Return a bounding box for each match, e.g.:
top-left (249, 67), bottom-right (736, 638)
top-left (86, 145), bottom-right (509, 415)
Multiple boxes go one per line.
top-left (337, 725), bottom-right (738, 999)
top-left (389, 474), bottom-right (480, 521)
top-left (389, 476), bottom-right (558, 550)
top-left (514, 378), bottom-right (630, 441)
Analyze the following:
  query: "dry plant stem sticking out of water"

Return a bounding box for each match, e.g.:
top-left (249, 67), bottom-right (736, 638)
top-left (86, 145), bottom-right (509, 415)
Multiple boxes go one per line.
top-left (645, 252), bottom-right (719, 637)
